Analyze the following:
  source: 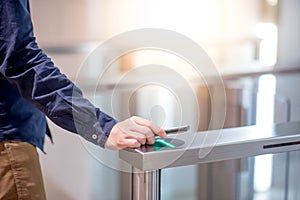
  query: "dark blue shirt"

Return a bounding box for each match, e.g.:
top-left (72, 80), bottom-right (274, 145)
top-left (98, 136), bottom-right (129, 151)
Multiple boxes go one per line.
top-left (0, 0), bottom-right (116, 151)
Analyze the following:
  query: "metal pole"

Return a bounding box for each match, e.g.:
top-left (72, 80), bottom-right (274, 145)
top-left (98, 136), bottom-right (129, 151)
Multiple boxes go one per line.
top-left (132, 167), bottom-right (161, 200)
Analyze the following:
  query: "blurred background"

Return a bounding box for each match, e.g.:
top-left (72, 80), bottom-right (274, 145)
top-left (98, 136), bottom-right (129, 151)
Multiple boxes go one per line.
top-left (29, 0), bottom-right (300, 199)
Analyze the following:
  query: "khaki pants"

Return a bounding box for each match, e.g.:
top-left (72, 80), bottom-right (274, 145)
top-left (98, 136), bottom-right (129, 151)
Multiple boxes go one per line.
top-left (0, 141), bottom-right (46, 200)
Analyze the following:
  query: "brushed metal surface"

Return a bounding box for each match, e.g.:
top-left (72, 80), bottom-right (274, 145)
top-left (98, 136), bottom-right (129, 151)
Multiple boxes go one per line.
top-left (119, 122), bottom-right (300, 171)
top-left (132, 168), bottom-right (160, 200)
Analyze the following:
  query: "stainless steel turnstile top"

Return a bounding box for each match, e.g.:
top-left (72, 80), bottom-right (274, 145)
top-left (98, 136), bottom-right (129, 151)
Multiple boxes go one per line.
top-left (119, 122), bottom-right (300, 171)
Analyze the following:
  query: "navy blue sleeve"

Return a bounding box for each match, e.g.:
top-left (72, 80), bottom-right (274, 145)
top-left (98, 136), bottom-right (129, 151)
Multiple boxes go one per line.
top-left (0, 0), bottom-right (116, 148)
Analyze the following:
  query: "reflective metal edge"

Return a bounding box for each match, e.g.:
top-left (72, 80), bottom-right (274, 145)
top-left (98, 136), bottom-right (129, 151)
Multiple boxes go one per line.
top-left (119, 122), bottom-right (300, 171)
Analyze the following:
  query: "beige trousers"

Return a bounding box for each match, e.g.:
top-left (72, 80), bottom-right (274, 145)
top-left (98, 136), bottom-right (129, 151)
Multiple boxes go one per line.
top-left (0, 140), bottom-right (46, 200)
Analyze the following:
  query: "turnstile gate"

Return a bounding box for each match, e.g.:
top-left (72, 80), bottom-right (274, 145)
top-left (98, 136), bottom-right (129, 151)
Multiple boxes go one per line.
top-left (120, 122), bottom-right (300, 200)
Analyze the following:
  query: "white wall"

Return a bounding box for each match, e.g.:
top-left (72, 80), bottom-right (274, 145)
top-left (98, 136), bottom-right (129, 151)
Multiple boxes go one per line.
top-left (276, 0), bottom-right (300, 69)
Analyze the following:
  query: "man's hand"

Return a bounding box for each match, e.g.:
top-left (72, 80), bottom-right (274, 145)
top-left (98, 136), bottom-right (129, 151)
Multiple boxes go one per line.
top-left (105, 116), bottom-right (167, 150)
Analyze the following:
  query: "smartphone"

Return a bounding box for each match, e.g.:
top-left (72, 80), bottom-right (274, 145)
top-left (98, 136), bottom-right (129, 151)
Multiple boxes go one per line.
top-left (164, 125), bottom-right (190, 134)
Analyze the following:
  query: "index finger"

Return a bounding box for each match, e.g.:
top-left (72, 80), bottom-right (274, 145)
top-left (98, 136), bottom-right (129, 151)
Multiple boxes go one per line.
top-left (131, 116), bottom-right (167, 138)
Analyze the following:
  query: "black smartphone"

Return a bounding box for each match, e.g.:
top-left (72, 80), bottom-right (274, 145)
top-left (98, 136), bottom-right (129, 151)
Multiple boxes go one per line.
top-left (164, 125), bottom-right (190, 134)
